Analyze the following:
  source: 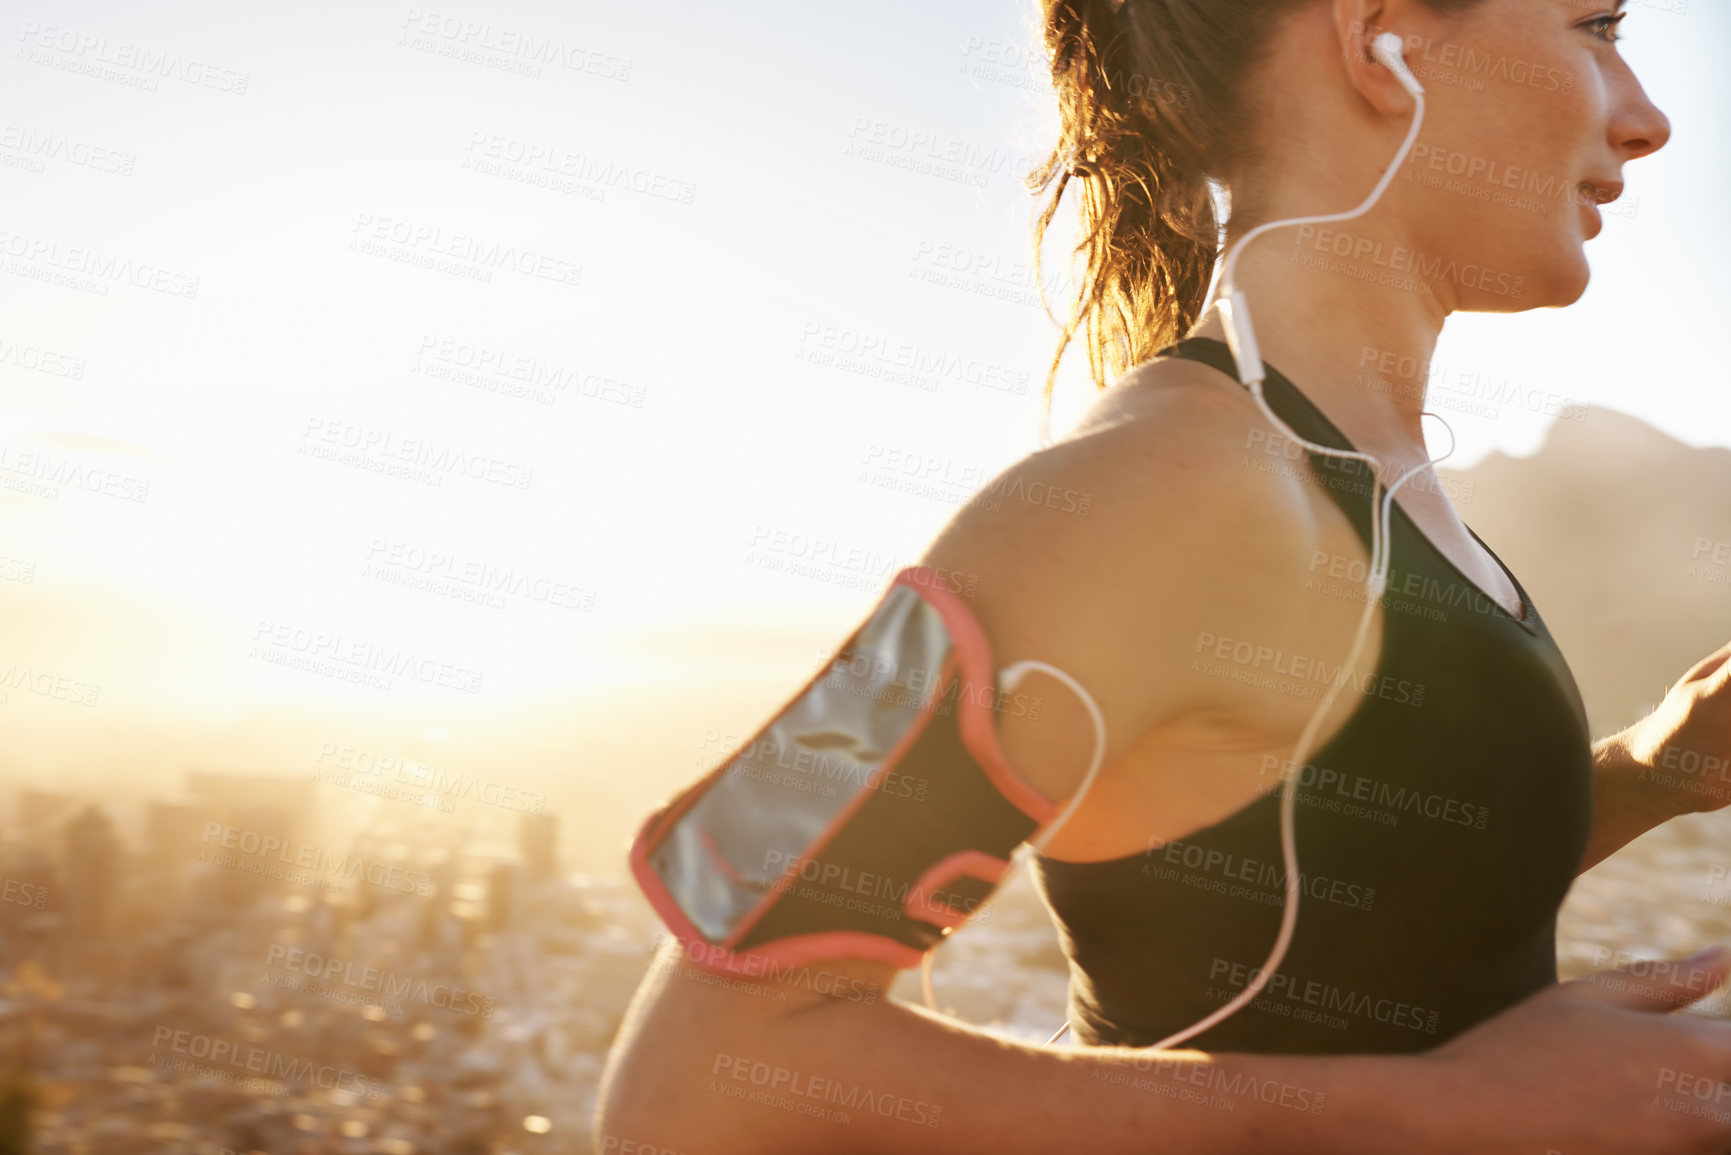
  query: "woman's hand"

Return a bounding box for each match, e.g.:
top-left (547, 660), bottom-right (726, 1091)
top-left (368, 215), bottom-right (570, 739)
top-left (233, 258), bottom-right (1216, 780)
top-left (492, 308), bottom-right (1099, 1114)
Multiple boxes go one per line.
top-left (1611, 641), bottom-right (1731, 820)
top-left (1424, 945), bottom-right (1731, 1154)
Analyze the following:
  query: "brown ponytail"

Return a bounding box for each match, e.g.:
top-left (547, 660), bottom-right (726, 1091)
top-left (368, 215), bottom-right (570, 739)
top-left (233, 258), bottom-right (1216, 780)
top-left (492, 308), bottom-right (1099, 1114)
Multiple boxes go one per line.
top-left (1029, 0), bottom-right (1485, 429)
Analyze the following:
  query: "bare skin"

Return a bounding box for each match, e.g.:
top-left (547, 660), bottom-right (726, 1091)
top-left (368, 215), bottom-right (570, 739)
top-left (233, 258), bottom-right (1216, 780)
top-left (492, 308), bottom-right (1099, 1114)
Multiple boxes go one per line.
top-left (599, 940), bottom-right (1731, 1154)
top-left (597, 0), bottom-right (1731, 1150)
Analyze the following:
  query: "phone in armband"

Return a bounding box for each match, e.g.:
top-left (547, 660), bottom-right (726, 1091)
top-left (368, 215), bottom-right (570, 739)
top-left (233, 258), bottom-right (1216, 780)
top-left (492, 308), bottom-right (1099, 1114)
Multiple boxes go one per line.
top-left (629, 564), bottom-right (1069, 975)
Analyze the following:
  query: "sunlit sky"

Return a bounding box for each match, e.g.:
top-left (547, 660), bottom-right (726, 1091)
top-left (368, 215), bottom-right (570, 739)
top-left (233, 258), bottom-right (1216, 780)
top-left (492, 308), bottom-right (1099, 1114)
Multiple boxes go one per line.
top-left (1, 0), bottom-right (1726, 719)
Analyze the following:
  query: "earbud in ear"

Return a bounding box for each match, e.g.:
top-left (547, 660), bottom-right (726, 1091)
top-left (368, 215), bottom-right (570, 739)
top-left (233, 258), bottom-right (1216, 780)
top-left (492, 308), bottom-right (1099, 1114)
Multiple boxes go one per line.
top-left (1369, 30), bottom-right (1426, 99)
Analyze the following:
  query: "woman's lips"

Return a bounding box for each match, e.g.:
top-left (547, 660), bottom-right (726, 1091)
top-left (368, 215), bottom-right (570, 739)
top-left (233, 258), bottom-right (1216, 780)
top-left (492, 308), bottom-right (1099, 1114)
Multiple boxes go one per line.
top-left (1576, 181), bottom-right (1623, 236)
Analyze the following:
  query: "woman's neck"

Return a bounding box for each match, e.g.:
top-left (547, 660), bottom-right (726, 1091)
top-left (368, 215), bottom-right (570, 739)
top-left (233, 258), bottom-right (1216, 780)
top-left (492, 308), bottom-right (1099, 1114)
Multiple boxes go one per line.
top-left (1189, 226), bottom-right (1452, 475)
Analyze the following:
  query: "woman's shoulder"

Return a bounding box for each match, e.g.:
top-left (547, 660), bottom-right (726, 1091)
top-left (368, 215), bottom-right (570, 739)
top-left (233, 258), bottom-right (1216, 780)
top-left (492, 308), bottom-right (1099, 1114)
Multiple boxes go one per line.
top-left (1068, 352), bottom-right (1258, 438)
top-left (913, 356), bottom-right (1356, 758)
top-left (925, 353), bottom-right (1326, 598)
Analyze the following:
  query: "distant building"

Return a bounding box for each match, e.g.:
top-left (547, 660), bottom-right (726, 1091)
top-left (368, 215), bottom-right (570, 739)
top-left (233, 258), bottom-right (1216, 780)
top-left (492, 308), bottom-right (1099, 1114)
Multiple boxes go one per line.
top-left (146, 799), bottom-right (207, 870)
top-left (185, 770), bottom-right (314, 828)
top-left (184, 772), bottom-right (315, 910)
top-left (487, 861), bottom-right (521, 932)
top-left (143, 798), bottom-right (208, 907)
top-left (519, 813), bottom-right (558, 884)
top-left (63, 806), bottom-right (119, 938)
top-left (17, 790), bottom-right (77, 844)
top-left (222, 804), bottom-right (296, 908)
top-left (0, 843), bottom-right (57, 971)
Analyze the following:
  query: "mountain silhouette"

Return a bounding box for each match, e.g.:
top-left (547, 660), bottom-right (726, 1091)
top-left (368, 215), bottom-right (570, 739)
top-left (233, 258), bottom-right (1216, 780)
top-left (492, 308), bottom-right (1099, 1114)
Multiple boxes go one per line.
top-left (1440, 407), bottom-right (1731, 736)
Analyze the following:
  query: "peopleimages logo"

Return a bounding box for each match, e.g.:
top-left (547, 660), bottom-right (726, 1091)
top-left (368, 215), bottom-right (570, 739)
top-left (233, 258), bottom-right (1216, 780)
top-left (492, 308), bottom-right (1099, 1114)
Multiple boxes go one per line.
top-left (15, 22), bottom-right (251, 94)
top-left (653, 931), bottom-right (880, 1004)
top-left (1192, 630), bottom-right (1426, 708)
top-left (0, 664), bottom-right (100, 707)
top-left (1346, 21), bottom-right (1573, 94)
top-left (313, 743), bottom-right (547, 812)
top-left (250, 619), bottom-right (485, 695)
top-left (0, 443), bottom-right (149, 503)
top-left (1257, 754), bottom-right (1490, 831)
top-left (149, 1027), bottom-right (383, 1098)
top-left (1, 879), bottom-right (46, 909)
top-left (199, 823), bottom-right (433, 895)
top-left (300, 417), bottom-right (534, 490)
top-left (265, 945), bottom-right (496, 1017)
top-left (0, 227), bottom-right (199, 298)
top-left (1208, 958), bottom-right (1441, 1034)
top-left (1292, 225), bottom-right (1526, 300)
top-left (1143, 836), bottom-right (1377, 911)
top-left (711, 1052), bottom-right (943, 1128)
top-left (758, 849), bottom-right (995, 926)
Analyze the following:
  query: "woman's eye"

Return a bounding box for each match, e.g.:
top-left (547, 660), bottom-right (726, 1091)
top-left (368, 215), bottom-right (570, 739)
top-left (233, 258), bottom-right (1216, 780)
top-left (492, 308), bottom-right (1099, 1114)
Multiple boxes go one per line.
top-left (1585, 13), bottom-right (1628, 44)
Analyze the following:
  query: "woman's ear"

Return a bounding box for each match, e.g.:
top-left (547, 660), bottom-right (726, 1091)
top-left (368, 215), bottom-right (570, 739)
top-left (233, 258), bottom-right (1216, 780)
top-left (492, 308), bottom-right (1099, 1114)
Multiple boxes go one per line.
top-left (1333, 0), bottom-right (1423, 117)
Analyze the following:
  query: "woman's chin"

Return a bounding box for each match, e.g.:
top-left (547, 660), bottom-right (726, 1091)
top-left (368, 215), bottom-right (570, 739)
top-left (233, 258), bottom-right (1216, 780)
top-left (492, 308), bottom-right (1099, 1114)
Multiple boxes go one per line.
top-left (1539, 255), bottom-right (1594, 309)
top-left (1473, 252), bottom-right (1591, 313)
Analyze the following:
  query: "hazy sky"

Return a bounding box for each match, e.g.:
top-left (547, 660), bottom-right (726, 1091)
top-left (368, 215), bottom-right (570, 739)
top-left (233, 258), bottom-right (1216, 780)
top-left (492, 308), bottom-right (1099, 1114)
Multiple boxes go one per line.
top-left (0, 0), bottom-right (1725, 725)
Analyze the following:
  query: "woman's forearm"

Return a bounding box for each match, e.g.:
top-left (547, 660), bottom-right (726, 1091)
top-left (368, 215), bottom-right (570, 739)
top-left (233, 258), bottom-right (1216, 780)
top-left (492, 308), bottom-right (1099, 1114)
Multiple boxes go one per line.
top-left (743, 992), bottom-right (1446, 1155)
top-left (601, 940), bottom-right (1731, 1155)
top-left (597, 944), bottom-right (1449, 1155)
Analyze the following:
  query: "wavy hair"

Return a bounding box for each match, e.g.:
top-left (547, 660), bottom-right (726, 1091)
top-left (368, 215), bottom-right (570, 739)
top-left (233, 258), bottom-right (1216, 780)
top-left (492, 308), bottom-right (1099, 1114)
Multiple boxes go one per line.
top-left (1028, 0), bottom-right (1485, 433)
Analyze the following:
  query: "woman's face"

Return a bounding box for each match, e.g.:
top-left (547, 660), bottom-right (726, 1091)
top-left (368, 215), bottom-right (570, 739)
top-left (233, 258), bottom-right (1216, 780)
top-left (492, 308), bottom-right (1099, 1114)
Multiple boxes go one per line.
top-left (1391, 0), bottom-right (1669, 310)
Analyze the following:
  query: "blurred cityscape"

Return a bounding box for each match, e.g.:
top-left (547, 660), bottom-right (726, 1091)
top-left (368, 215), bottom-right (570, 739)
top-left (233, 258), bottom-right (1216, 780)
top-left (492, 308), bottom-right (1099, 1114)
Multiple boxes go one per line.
top-left (0, 752), bottom-right (1089, 1155)
top-left (0, 769), bottom-right (663, 1155)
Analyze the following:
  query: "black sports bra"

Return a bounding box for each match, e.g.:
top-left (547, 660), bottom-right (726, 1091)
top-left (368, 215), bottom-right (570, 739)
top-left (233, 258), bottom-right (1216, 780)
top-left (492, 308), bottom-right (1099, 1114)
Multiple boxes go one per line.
top-left (1033, 337), bottom-right (1596, 1054)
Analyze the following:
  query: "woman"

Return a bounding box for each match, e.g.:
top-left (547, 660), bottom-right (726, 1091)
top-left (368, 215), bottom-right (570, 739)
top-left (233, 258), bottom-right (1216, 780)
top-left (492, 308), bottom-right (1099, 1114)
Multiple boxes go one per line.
top-left (598, 0), bottom-right (1731, 1150)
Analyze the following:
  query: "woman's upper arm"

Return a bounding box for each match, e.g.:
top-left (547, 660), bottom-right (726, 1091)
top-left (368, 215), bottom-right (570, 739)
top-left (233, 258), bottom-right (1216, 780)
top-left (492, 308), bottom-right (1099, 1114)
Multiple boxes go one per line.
top-left (910, 385), bottom-right (1341, 816)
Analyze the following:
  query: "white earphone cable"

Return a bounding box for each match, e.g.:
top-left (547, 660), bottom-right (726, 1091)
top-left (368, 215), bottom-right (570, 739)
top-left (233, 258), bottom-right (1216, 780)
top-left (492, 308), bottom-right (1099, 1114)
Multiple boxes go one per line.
top-left (1024, 37), bottom-right (1447, 1048)
top-left (920, 659), bottom-right (1111, 1015)
top-left (1128, 37), bottom-right (1438, 1053)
